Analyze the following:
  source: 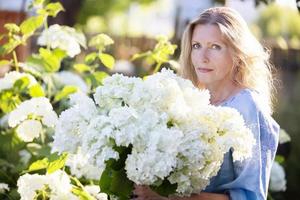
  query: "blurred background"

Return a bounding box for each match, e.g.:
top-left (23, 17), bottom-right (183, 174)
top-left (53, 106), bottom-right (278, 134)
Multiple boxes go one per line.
top-left (0, 0), bottom-right (299, 199)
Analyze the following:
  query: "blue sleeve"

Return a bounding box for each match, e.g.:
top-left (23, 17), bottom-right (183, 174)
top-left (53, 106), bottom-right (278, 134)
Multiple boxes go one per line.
top-left (221, 92), bottom-right (280, 200)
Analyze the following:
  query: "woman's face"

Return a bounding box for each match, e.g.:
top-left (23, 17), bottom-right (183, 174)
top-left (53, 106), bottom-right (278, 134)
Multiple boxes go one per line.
top-left (191, 24), bottom-right (234, 88)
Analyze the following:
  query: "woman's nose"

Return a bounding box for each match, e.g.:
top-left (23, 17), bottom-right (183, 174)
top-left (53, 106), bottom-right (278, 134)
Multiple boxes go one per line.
top-left (198, 48), bottom-right (209, 63)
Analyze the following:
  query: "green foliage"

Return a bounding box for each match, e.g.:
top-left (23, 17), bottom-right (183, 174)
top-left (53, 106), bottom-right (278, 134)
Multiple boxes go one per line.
top-left (77, 0), bottom-right (156, 25)
top-left (20, 15), bottom-right (45, 36)
top-left (0, 1), bottom-right (64, 57)
top-left (132, 35), bottom-right (177, 73)
top-left (29, 84), bottom-right (45, 97)
top-left (151, 179), bottom-right (177, 197)
top-left (24, 153), bottom-right (68, 174)
top-left (256, 3), bottom-right (300, 48)
top-left (99, 53), bottom-right (115, 69)
top-left (54, 85), bottom-right (78, 102)
top-left (42, 2), bottom-right (65, 17)
top-left (37, 48), bottom-right (67, 72)
top-left (0, 60), bottom-right (12, 67)
top-left (0, 90), bottom-right (21, 113)
top-left (100, 167), bottom-right (134, 200)
top-left (88, 34), bottom-right (114, 51)
top-left (88, 34), bottom-right (115, 69)
top-left (99, 145), bottom-right (133, 199)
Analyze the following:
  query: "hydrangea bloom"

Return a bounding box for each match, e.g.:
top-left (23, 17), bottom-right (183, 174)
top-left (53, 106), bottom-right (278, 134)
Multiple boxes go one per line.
top-left (37, 24), bottom-right (86, 57)
top-left (52, 68), bottom-right (255, 196)
top-left (8, 97), bottom-right (58, 142)
top-left (84, 185), bottom-right (108, 200)
top-left (269, 161), bottom-right (286, 192)
top-left (0, 71), bottom-right (37, 92)
top-left (17, 170), bottom-right (78, 200)
top-left (0, 183), bottom-right (9, 193)
top-left (66, 149), bottom-right (102, 180)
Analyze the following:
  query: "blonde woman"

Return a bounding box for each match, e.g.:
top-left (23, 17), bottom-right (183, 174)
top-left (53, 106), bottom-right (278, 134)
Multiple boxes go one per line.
top-left (133, 7), bottom-right (280, 200)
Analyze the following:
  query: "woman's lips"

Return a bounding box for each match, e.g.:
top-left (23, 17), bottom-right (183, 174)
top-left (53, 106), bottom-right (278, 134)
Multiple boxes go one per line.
top-left (197, 68), bottom-right (213, 73)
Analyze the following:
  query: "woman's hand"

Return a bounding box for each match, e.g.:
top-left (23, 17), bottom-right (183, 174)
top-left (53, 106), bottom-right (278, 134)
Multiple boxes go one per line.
top-left (132, 185), bottom-right (229, 200)
top-left (132, 185), bottom-right (168, 200)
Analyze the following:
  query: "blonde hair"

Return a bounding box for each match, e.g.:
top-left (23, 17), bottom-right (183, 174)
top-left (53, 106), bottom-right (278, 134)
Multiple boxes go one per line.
top-left (179, 7), bottom-right (276, 113)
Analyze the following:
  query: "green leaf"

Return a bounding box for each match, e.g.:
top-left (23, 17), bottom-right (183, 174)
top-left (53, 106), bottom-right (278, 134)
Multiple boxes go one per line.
top-left (13, 76), bottom-right (30, 92)
top-left (0, 91), bottom-right (21, 113)
top-left (275, 155), bottom-right (285, 164)
top-left (33, 0), bottom-right (45, 7)
top-left (0, 40), bottom-right (21, 55)
top-left (47, 153), bottom-right (68, 174)
top-left (72, 186), bottom-right (95, 200)
top-left (91, 71), bottom-right (109, 86)
top-left (99, 53), bottom-right (115, 69)
top-left (54, 85), bottom-right (78, 102)
top-left (29, 84), bottom-right (45, 97)
top-left (20, 15), bottom-right (44, 36)
top-left (44, 2), bottom-right (65, 17)
top-left (99, 167), bottom-right (133, 199)
top-left (84, 52), bottom-right (98, 64)
top-left (0, 60), bottom-right (12, 67)
top-left (27, 158), bottom-right (49, 172)
top-left (88, 34), bottom-right (114, 51)
top-left (4, 23), bottom-right (20, 33)
top-left (73, 63), bottom-right (91, 73)
top-left (151, 179), bottom-right (177, 197)
top-left (39, 48), bottom-right (66, 72)
top-left (0, 130), bottom-right (24, 160)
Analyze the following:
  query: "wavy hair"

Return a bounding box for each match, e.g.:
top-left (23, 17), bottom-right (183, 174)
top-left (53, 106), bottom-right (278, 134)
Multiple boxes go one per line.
top-left (179, 7), bottom-right (276, 113)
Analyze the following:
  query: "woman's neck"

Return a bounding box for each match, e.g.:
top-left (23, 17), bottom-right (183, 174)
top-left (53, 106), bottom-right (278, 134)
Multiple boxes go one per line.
top-left (207, 81), bottom-right (242, 106)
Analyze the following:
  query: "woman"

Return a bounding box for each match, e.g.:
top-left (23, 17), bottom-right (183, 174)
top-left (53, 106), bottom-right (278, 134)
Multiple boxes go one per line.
top-left (133, 7), bottom-right (280, 200)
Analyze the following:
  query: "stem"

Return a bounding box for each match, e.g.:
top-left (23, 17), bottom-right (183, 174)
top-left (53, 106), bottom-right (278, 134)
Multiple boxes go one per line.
top-left (40, 128), bottom-right (45, 145)
top-left (153, 62), bottom-right (162, 74)
top-left (70, 176), bottom-right (85, 189)
top-left (43, 16), bottom-right (50, 50)
top-left (12, 51), bottom-right (19, 72)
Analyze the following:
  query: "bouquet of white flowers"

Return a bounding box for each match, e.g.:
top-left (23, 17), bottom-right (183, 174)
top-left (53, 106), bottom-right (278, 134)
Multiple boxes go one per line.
top-left (52, 69), bottom-right (255, 199)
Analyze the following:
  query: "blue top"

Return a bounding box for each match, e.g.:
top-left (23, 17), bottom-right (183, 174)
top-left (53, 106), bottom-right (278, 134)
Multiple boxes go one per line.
top-left (204, 88), bottom-right (280, 200)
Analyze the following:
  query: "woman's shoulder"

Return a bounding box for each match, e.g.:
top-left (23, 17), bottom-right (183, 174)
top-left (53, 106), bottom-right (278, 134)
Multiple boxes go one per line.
top-left (222, 88), bottom-right (280, 134)
top-left (222, 88), bottom-right (262, 113)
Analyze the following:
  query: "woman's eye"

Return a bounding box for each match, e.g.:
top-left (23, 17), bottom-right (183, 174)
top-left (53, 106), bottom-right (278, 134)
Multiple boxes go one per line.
top-left (211, 44), bottom-right (221, 50)
top-left (192, 43), bottom-right (201, 49)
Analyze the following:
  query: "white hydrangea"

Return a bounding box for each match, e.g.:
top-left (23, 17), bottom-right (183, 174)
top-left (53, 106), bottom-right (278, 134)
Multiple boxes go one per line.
top-left (144, 68), bottom-right (210, 124)
top-left (17, 170), bottom-right (78, 200)
top-left (94, 74), bottom-right (145, 112)
top-left (126, 127), bottom-right (183, 185)
top-left (0, 183), bottom-right (9, 193)
top-left (17, 173), bottom-right (46, 200)
top-left (53, 68), bottom-right (255, 196)
top-left (279, 129), bottom-right (291, 144)
top-left (16, 119), bottom-right (42, 142)
top-left (0, 71), bottom-right (37, 92)
top-left (52, 92), bottom-right (98, 154)
top-left (82, 115), bottom-right (119, 170)
top-left (66, 149), bottom-right (102, 180)
top-left (269, 161), bottom-right (286, 192)
top-left (37, 24), bottom-right (86, 57)
top-left (53, 71), bottom-right (88, 93)
top-left (84, 185), bottom-right (108, 200)
top-left (8, 97), bottom-right (58, 142)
